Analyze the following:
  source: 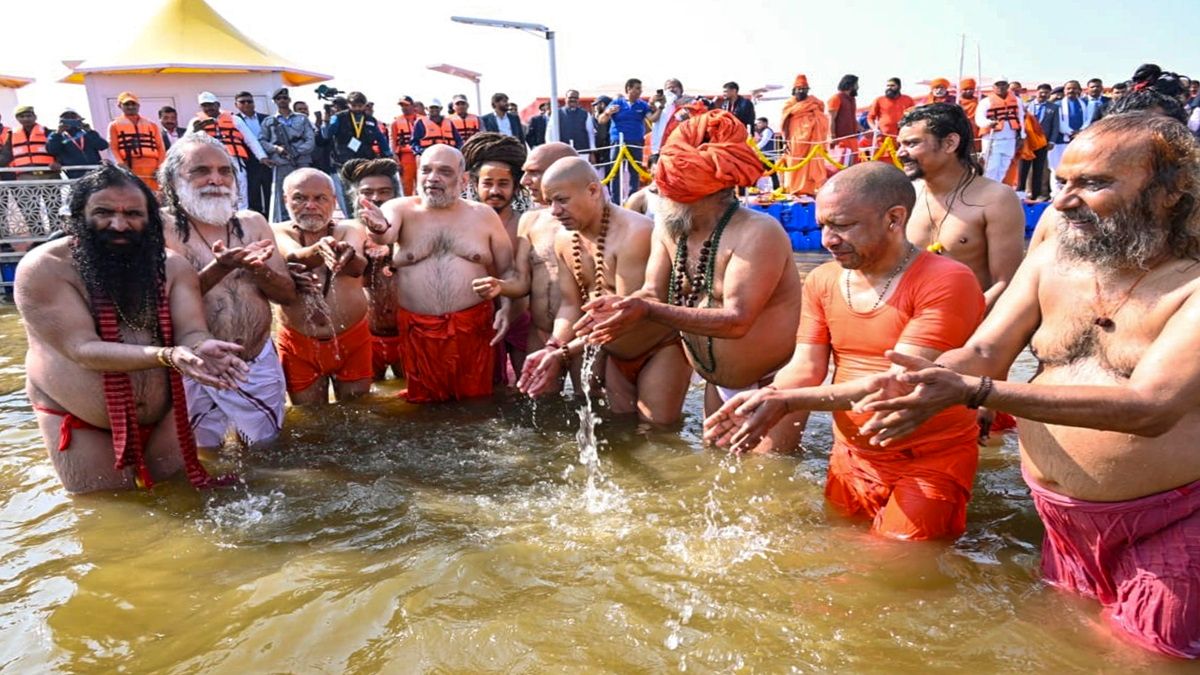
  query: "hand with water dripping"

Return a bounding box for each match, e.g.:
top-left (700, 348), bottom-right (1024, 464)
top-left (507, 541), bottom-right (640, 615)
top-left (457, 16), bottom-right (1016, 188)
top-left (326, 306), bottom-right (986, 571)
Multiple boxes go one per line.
top-left (173, 340), bottom-right (248, 389)
top-left (518, 346), bottom-right (568, 397)
top-left (856, 351), bottom-right (972, 446)
top-left (287, 262), bottom-right (321, 294)
top-left (575, 295), bottom-right (648, 344)
top-left (317, 236), bottom-right (356, 275)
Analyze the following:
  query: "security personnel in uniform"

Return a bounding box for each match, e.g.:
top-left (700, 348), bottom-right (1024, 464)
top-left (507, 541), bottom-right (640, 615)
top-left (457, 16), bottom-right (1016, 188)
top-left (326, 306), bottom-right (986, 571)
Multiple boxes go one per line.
top-left (447, 94), bottom-right (481, 144)
top-left (107, 91), bottom-right (166, 190)
top-left (192, 91), bottom-right (271, 210)
top-left (390, 96), bottom-right (419, 196)
top-left (409, 99), bottom-right (462, 154)
top-left (5, 105), bottom-right (62, 230)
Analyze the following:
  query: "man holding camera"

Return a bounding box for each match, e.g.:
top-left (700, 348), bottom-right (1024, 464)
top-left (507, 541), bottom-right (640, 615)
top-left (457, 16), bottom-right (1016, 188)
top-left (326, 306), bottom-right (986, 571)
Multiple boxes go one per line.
top-left (47, 109), bottom-right (109, 179)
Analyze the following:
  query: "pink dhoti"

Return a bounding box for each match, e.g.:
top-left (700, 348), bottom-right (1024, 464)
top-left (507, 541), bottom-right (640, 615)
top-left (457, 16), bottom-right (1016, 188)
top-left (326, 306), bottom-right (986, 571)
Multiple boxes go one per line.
top-left (1025, 467), bottom-right (1200, 658)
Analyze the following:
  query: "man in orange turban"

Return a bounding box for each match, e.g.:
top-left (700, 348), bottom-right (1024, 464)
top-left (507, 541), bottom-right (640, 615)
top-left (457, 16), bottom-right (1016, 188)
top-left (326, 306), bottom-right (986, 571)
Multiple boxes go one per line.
top-left (572, 108), bottom-right (803, 420)
top-left (958, 78), bottom-right (982, 150)
top-left (778, 74), bottom-right (830, 197)
top-left (923, 78), bottom-right (955, 105)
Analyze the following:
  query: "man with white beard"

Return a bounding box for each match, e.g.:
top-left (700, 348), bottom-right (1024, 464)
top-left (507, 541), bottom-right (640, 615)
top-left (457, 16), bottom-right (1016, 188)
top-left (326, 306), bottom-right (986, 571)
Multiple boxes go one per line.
top-left (358, 145), bottom-right (514, 403)
top-left (271, 169), bottom-right (371, 406)
top-left (160, 133), bottom-right (296, 452)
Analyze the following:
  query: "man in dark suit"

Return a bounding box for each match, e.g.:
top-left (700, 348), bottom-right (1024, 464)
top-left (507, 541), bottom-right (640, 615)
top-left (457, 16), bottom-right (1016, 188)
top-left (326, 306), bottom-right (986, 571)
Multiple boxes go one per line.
top-left (717, 81), bottom-right (756, 129)
top-left (480, 92), bottom-right (526, 146)
top-left (526, 102), bottom-right (550, 147)
top-left (1083, 78), bottom-right (1112, 124)
top-left (1019, 83), bottom-right (1059, 201)
top-left (234, 91), bottom-right (272, 217)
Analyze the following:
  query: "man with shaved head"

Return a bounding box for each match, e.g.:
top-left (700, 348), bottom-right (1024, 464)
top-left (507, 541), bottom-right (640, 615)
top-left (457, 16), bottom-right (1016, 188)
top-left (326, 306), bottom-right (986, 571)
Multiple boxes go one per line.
top-left (359, 144), bottom-right (513, 402)
top-left (517, 157), bottom-right (691, 423)
top-left (576, 110), bottom-right (801, 419)
top-left (857, 113), bottom-right (1200, 656)
top-left (271, 168), bottom-right (370, 405)
top-left (705, 161), bottom-right (986, 542)
top-left (473, 142), bottom-right (581, 387)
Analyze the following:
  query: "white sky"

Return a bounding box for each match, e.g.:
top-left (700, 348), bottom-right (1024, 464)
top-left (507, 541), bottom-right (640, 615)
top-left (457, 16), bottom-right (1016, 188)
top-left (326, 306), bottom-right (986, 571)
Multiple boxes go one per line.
top-left (3, 0), bottom-right (1197, 126)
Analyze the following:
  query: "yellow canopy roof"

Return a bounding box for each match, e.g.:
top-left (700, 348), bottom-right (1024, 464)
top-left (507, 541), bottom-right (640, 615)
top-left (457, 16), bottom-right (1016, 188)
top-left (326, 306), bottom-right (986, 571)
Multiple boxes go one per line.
top-left (0, 74), bottom-right (34, 89)
top-left (61, 0), bottom-right (331, 86)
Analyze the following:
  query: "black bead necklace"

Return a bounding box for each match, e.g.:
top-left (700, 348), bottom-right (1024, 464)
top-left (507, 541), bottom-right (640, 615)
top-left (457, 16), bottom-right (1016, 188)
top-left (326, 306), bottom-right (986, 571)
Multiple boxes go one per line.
top-left (669, 200), bottom-right (738, 373)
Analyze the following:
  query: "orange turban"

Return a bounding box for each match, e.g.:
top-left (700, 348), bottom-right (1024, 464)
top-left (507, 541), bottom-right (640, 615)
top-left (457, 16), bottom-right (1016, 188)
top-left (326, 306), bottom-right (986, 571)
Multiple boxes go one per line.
top-left (654, 109), bottom-right (764, 204)
top-left (959, 78), bottom-right (976, 89)
top-left (930, 78), bottom-right (950, 89)
top-left (794, 74), bottom-right (810, 88)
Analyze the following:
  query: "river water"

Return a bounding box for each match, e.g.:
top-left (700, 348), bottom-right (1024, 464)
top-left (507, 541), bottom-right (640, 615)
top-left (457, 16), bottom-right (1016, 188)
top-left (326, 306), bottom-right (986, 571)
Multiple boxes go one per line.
top-left (0, 255), bottom-right (1194, 673)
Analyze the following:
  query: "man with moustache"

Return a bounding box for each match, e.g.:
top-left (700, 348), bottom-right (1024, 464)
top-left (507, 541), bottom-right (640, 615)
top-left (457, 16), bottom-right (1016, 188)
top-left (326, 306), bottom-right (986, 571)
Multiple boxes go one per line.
top-left (160, 134), bottom-right (297, 451)
top-left (779, 74), bottom-right (829, 197)
top-left (705, 163), bottom-right (984, 542)
top-left (1049, 80), bottom-right (1087, 191)
top-left (919, 78), bottom-right (956, 106)
top-left (899, 104), bottom-right (1025, 311)
top-left (340, 158), bottom-right (404, 380)
top-left (357, 145), bottom-right (514, 403)
top-left (461, 132), bottom-right (530, 380)
top-left (974, 77), bottom-right (1026, 183)
top-left (574, 110), bottom-right (802, 418)
top-left (957, 78), bottom-right (982, 150)
top-left (518, 158), bottom-right (692, 424)
top-left (857, 114), bottom-right (1200, 656)
top-left (271, 169), bottom-right (371, 405)
top-left (867, 77), bottom-right (916, 140)
top-left (16, 164), bottom-right (246, 493)
top-left (473, 142), bottom-right (582, 392)
top-left (108, 92), bottom-right (166, 190)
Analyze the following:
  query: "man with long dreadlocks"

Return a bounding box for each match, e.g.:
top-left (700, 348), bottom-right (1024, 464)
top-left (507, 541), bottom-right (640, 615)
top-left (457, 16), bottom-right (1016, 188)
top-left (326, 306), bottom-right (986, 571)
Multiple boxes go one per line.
top-left (517, 157), bottom-right (692, 424)
top-left (460, 132), bottom-right (530, 381)
top-left (160, 133), bottom-right (296, 453)
top-left (898, 104), bottom-right (1025, 440)
top-left (15, 164), bottom-right (247, 493)
top-left (339, 157), bottom-right (403, 380)
top-left (898, 104), bottom-right (1025, 312)
top-left (271, 169), bottom-right (371, 405)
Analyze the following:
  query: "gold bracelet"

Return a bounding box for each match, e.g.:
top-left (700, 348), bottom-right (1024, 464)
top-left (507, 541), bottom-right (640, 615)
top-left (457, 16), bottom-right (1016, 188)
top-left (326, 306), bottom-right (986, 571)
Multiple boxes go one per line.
top-left (156, 347), bottom-right (172, 368)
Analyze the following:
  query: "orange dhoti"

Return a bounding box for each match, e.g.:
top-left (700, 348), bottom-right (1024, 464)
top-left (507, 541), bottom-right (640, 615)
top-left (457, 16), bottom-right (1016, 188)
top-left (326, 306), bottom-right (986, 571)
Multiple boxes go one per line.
top-left (825, 438), bottom-right (978, 540)
top-left (277, 318), bottom-right (373, 394)
top-left (371, 332), bottom-right (404, 379)
top-left (396, 301), bottom-right (495, 403)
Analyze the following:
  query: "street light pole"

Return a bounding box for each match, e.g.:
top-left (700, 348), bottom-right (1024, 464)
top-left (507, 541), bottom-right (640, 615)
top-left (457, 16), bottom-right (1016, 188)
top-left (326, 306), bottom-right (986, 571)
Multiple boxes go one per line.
top-left (450, 15), bottom-right (560, 143)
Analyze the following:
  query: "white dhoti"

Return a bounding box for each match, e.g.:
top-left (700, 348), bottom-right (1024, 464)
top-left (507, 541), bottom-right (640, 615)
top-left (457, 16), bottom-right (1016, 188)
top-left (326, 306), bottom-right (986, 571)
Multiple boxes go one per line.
top-left (981, 135), bottom-right (1017, 183)
top-left (184, 340), bottom-right (286, 449)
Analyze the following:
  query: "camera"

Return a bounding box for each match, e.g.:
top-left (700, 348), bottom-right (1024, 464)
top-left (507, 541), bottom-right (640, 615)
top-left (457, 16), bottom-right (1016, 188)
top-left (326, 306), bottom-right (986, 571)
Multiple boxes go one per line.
top-left (61, 118), bottom-right (83, 130)
top-left (315, 84), bottom-right (345, 102)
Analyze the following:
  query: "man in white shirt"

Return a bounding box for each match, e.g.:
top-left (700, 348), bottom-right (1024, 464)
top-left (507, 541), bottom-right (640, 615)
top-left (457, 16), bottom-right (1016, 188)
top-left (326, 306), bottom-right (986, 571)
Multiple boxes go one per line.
top-left (974, 78), bottom-right (1025, 183)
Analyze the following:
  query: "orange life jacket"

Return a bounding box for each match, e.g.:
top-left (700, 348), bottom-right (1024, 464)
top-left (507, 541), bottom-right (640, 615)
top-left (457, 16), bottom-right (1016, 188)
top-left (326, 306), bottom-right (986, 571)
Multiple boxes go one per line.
top-left (391, 115), bottom-right (416, 154)
top-left (0, 125), bottom-right (10, 150)
top-left (448, 114), bottom-right (480, 142)
top-left (417, 116), bottom-right (457, 148)
top-left (108, 115), bottom-right (164, 164)
top-left (984, 92), bottom-right (1021, 133)
top-left (197, 112), bottom-right (251, 160)
top-left (10, 124), bottom-right (54, 168)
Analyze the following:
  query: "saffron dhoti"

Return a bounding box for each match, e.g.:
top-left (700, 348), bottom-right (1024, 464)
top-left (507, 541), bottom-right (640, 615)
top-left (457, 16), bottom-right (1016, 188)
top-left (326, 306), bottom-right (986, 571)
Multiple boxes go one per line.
top-left (277, 318), bottom-right (373, 394)
top-left (396, 302), bottom-right (495, 403)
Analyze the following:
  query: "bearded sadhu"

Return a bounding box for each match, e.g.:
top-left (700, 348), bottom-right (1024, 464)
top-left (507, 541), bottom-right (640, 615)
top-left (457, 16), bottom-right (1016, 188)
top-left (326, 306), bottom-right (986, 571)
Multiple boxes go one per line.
top-left (574, 109), bottom-right (802, 418)
top-left (16, 164), bottom-right (247, 493)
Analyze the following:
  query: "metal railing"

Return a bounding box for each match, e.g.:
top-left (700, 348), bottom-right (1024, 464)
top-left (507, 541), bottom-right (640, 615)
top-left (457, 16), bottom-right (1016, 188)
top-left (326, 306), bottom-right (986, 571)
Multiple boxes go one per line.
top-left (0, 165), bottom-right (103, 293)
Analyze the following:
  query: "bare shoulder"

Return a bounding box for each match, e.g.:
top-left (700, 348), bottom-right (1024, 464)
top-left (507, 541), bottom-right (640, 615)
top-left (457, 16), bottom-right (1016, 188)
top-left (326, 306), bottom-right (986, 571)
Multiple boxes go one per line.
top-left (611, 204), bottom-right (653, 236)
top-left (516, 208), bottom-right (540, 237)
top-left (973, 176), bottom-right (1022, 208)
top-left (15, 238), bottom-right (72, 285)
top-left (334, 219), bottom-right (366, 241)
top-left (270, 219), bottom-right (298, 239)
top-left (165, 248), bottom-right (194, 278)
top-left (235, 209), bottom-right (273, 240)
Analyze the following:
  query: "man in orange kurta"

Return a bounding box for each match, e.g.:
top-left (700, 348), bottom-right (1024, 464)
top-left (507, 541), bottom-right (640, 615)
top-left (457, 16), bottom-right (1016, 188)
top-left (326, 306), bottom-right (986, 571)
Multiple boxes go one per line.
top-left (957, 78), bottom-right (982, 152)
top-left (921, 78), bottom-right (956, 106)
top-left (867, 78), bottom-right (916, 140)
top-left (779, 74), bottom-right (830, 197)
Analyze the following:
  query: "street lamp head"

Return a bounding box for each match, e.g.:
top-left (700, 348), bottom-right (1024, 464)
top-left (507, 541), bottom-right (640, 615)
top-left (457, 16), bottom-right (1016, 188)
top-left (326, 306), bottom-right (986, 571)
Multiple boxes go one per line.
top-left (451, 15), bottom-right (550, 33)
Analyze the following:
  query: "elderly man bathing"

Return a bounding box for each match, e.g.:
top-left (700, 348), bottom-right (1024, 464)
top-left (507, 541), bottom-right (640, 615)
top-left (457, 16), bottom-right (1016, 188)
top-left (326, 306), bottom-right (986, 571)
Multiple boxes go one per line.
top-left (858, 113), bottom-right (1200, 657)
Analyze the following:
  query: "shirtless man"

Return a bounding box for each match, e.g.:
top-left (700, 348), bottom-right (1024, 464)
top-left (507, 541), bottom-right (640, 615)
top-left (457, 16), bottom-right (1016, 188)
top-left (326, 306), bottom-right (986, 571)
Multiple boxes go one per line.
top-left (16, 165), bottom-right (246, 493)
top-left (622, 153), bottom-right (661, 216)
top-left (576, 110), bottom-right (802, 417)
top-left (159, 133), bottom-right (296, 452)
top-left (518, 158), bottom-right (692, 423)
top-left (359, 144), bottom-right (513, 403)
top-left (461, 132), bottom-right (529, 380)
top-left (340, 158), bottom-right (403, 380)
top-left (898, 103), bottom-right (1025, 311)
top-left (703, 163), bottom-right (984, 542)
top-left (271, 169), bottom-right (371, 405)
top-left (473, 142), bottom-right (580, 390)
top-left (858, 114), bottom-right (1200, 657)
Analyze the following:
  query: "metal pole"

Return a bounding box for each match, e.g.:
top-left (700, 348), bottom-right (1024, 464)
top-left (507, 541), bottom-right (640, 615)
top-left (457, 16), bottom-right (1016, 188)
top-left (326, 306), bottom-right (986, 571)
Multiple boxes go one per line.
top-left (957, 34), bottom-right (965, 103)
top-left (546, 30), bottom-right (560, 143)
top-left (474, 79), bottom-right (482, 114)
top-left (618, 132), bottom-right (628, 204)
